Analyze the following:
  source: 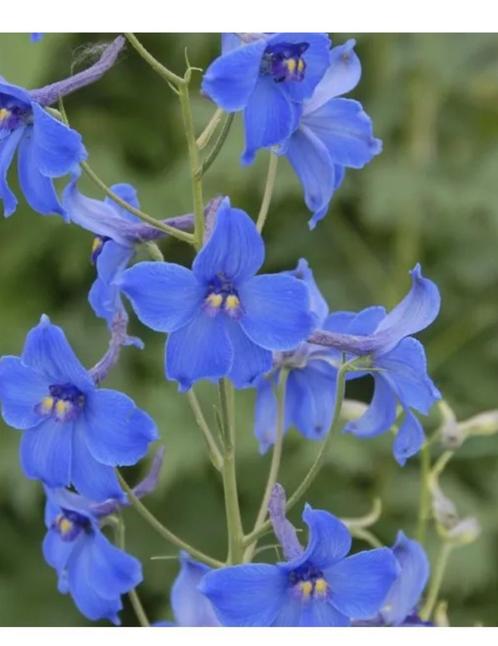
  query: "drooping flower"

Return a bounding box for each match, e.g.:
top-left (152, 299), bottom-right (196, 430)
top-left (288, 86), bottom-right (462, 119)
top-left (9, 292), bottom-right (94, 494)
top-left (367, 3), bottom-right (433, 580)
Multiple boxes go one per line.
top-left (43, 487), bottom-right (142, 624)
top-left (279, 39), bottom-right (382, 228)
top-left (202, 33), bottom-right (331, 164)
top-left (200, 502), bottom-right (398, 627)
top-left (0, 315), bottom-right (158, 500)
top-left (121, 197), bottom-right (315, 391)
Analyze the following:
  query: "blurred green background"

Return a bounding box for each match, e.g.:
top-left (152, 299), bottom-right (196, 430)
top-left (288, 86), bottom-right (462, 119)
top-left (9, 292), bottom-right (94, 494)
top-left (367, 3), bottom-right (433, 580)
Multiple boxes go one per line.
top-left (0, 33), bottom-right (497, 627)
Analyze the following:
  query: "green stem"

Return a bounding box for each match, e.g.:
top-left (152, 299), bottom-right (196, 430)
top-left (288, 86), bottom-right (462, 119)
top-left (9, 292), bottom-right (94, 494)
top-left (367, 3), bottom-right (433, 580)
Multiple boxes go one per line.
top-left (256, 151), bottom-right (279, 233)
top-left (81, 161), bottom-right (194, 245)
top-left (187, 389), bottom-right (223, 471)
top-left (420, 542), bottom-right (453, 621)
top-left (350, 528), bottom-right (383, 549)
top-left (144, 241), bottom-right (164, 261)
top-left (196, 107), bottom-right (224, 149)
top-left (218, 379), bottom-right (244, 563)
top-left (243, 361), bottom-right (348, 547)
top-left (200, 113), bottom-right (234, 176)
top-left (117, 472), bottom-right (223, 568)
top-left (244, 370), bottom-right (288, 562)
top-left (416, 441), bottom-right (432, 544)
top-left (124, 33), bottom-right (185, 87)
top-left (178, 79), bottom-right (205, 249)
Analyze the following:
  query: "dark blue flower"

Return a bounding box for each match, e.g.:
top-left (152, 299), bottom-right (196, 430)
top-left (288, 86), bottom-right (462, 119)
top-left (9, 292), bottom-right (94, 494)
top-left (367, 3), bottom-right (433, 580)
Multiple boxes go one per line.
top-left (43, 487), bottom-right (142, 624)
top-left (0, 315), bottom-right (158, 500)
top-left (280, 39), bottom-right (382, 229)
top-left (199, 504), bottom-right (398, 626)
top-left (202, 33), bottom-right (331, 164)
top-left (121, 198), bottom-right (315, 391)
top-left (30, 33), bottom-right (44, 42)
top-left (0, 79), bottom-right (86, 217)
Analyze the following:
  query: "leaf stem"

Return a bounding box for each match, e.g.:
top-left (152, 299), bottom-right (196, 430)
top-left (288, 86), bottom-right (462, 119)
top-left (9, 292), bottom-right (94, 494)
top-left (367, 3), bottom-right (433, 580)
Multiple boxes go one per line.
top-left (200, 112), bottom-right (235, 176)
top-left (416, 441), bottom-right (432, 544)
top-left (124, 33), bottom-right (185, 87)
top-left (187, 389), bottom-right (223, 471)
top-left (256, 151), bottom-right (279, 233)
top-left (420, 542), bottom-right (453, 621)
top-left (196, 107), bottom-right (224, 149)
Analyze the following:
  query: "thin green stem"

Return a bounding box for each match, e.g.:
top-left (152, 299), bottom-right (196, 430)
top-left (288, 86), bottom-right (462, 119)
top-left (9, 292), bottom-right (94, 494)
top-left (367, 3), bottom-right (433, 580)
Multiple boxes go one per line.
top-left (187, 389), bottom-right (223, 471)
top-left (218, 378), bottom-right (244, 563)
top-left (243, 360), bottom-right (349, 547)
top-left (117, 472), bottom-right (223, 568)
top-left (420, 542), bottom-right (453, 621)
top-left (144, 241), bottom-right (164, 261)
top-left (200, 113), bottom-right (234, 176)
top-left (244, 370), bottom-right (288, 562)
top-left (178, 79), bottom-right (205, 248)
top-left (416, 441), bottom-right (432, 544)
top-left (256, 151), bottom-right (279, 233)
top-left (196, 107), bottom-right (224, 149)
top-left (124, 33), bottom-right (185, 87)
top-left (81, 161), bottom-right (194, 245)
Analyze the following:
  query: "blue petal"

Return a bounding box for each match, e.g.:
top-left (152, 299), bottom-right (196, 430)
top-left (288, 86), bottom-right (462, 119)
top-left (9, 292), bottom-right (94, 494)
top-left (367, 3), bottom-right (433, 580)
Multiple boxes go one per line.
top-left (83, 389), bottom-right (157, 466)
top-left (381, 531), bottom-right (430, 626)
top-left (31, 103), bottom-right (86, 176)
top-left (299, 600), bottom-right (351, 627)
top-left (121, 261), bottom-right (204, 333)
top-left (342, 306), bottom-right (387, 336)
top-left (199, 563), bottom-right (288, 627)
top-left (226, 320), bottom-right (272, 388)
top-left (393, 410), bottom-right (426, 466)
top-left (377, 337), bottom-right (441, 414)
top-left (202, 37), bottom-right (267, 111)
top-left (20, 417), bottom-right (72, 487)
top-left (284, 125), bottom-right (335, 229)
top-left (192, 198), bottom-right (264, 284)
top-left (221, 33), bottom-right (243, 54)
top-left (303, 98), bottom-right (382, 168)
top-left (242, 77), bottom-right (299, 164)
top-left (17, 130), bottom-right (64, 216)
top-left (42, 527), bottom-right (76, 574)
top-left (0, 356), bottom-right (48, 429)
top-left (0, 79), bottom-right (33, 105)
top-left (71, 419), bottom-right (124, 502)
top-left (288, 258), bottom-right (329, 326)
top-left (21, 315), bottom-right (93, 392)
top-left (0, 126), bottom-right (24, 217)
top-left (239, 274), bottom-right (314, 351)
top-left (285, 505), bottom-right (351, 572)
top-left (89, 242), bottom-right (134, 324)
top-left (171, 552), bottom-right (219, 627)
top-left (304, 39), bottom-right (361, 114)
top-left (165, 311), bottom-right (233, 391)
top-left (285, 362), bottom-right (337, 441)
top-left (344, 376), bottom-right (398, 438)
top-left (326, 548), bottom-right (399, 619)
top-left (105, 182), bottom-right (140, 222)
top-left (254, 373), bottom-right (278, 454)
top-left (372, 264), bottom-right (441, 356)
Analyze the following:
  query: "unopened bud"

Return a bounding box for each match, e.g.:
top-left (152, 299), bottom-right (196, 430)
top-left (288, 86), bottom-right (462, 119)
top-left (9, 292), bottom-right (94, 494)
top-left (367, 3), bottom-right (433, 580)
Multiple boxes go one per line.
top-left (445, 516), bottom-right (481, 545)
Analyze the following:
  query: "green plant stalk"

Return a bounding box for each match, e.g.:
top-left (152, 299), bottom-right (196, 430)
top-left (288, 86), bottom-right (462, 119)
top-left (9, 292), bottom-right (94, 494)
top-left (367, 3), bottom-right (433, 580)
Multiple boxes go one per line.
top-left (124, 33), bottom-right (185, 87)
top-left (256, 151), bottom-right (279, 233)
top-left (117, 472), bottom-right (223, 568)
top-left (244, 370), bottom-right (288, 562)
top-left (187, 389), bottom-right (223, 471)
top-left (416, 441), bottom-right (432, 544)
top-left (420, 542), bottom-right (453, 621)
top-left (218, 378), bottom-right (244, 563)
top-left (200, 112), bottom-right (235, 176)
top-left (243, 360), bottom-right (349, 547)
top-left (144, 241), bottom-right (164, 261)
top-left (196, 107), bottom-right (224, 149)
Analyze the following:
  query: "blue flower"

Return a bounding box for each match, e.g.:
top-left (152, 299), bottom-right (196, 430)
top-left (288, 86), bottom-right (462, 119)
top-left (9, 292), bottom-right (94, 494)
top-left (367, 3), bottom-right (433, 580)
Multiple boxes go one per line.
top-left (43, 487), bottom-right (142, 624)
top-left (0, 315), bottom-right (158, 500)
top-left (30, 33), bottom-right (44, 42)
top-left (202, 33), bottom-right (331, 164)
top-left (199, 504), bottom-right (398, 626)
top-left (121, 197), bottom-right (315, 391)
top-left (280, 39), bottom-right (382, 229)
top-left (0, 79), bottom-right (86, 217)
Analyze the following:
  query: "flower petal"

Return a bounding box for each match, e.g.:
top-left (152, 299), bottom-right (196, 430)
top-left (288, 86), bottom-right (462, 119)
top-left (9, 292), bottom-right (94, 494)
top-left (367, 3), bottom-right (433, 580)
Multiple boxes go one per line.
top-left (226, 320), bottom-right (272, 388)
top-left (0, 356), bottom-right (48, 429)
top-left (192, 198), bottom-right (264, 283)
top-left (89, 242), bottom-right (133, 324)
top-left (20, 417), bottom-right (72, 487)
top-left (199, 563), bottom-right (288, 627)
top-left (202, 37), bottom-right (267, 111)
top-left (343, 375), bottom-right (398, 438)
top-left (288, 258), bottom-right (329, 326)
top-left (299, 600), bottom-right (351, 627)
top-left (21, 315), bottom-right (93, 392)
top-left (42, 527), bottom-right (77, 574)
top-left (83, 389), bottom-right (157, 466)
top-left (239, 274), bottom-right (315, 351)
top-left (381, 531), bottom-right (430, 626)
top-left (0, 126), bottom-right (24, 217)
top-left (254, 373), bottom-right (278, 454)
top-left (105, 182), bottom-right (140, 222)
top-left (326, 548), bottom-right (399, 619)
top-left (121, 261), bottom-right (204, 333)
top-left (165, 311), bottom-right (233, 391)
top-left (171, 552), bottom-right (219, 627)
top-left (393, 410), bottom-right (426, 466)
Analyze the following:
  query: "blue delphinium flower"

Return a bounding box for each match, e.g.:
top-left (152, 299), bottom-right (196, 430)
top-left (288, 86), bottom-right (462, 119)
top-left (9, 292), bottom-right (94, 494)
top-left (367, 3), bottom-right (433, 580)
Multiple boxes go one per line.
top-left (200, 503), bottom-right (398, 627)
top-left (255, 263), bottom-right (440, 465)
top-left (43, 487), bottom-right (142, 624)
top-left (202, 33), bottom-right (331, 164)
top-left (280, 39), bottom-right (382, 229)
top-left (121, 197), bottom-right (315, 391)
top-left (0, 78), bottom-right (86, 217)
top-left (0, 315), bottom-right (158, 500)
top-left (30, 33), bottom-right (44, 43)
